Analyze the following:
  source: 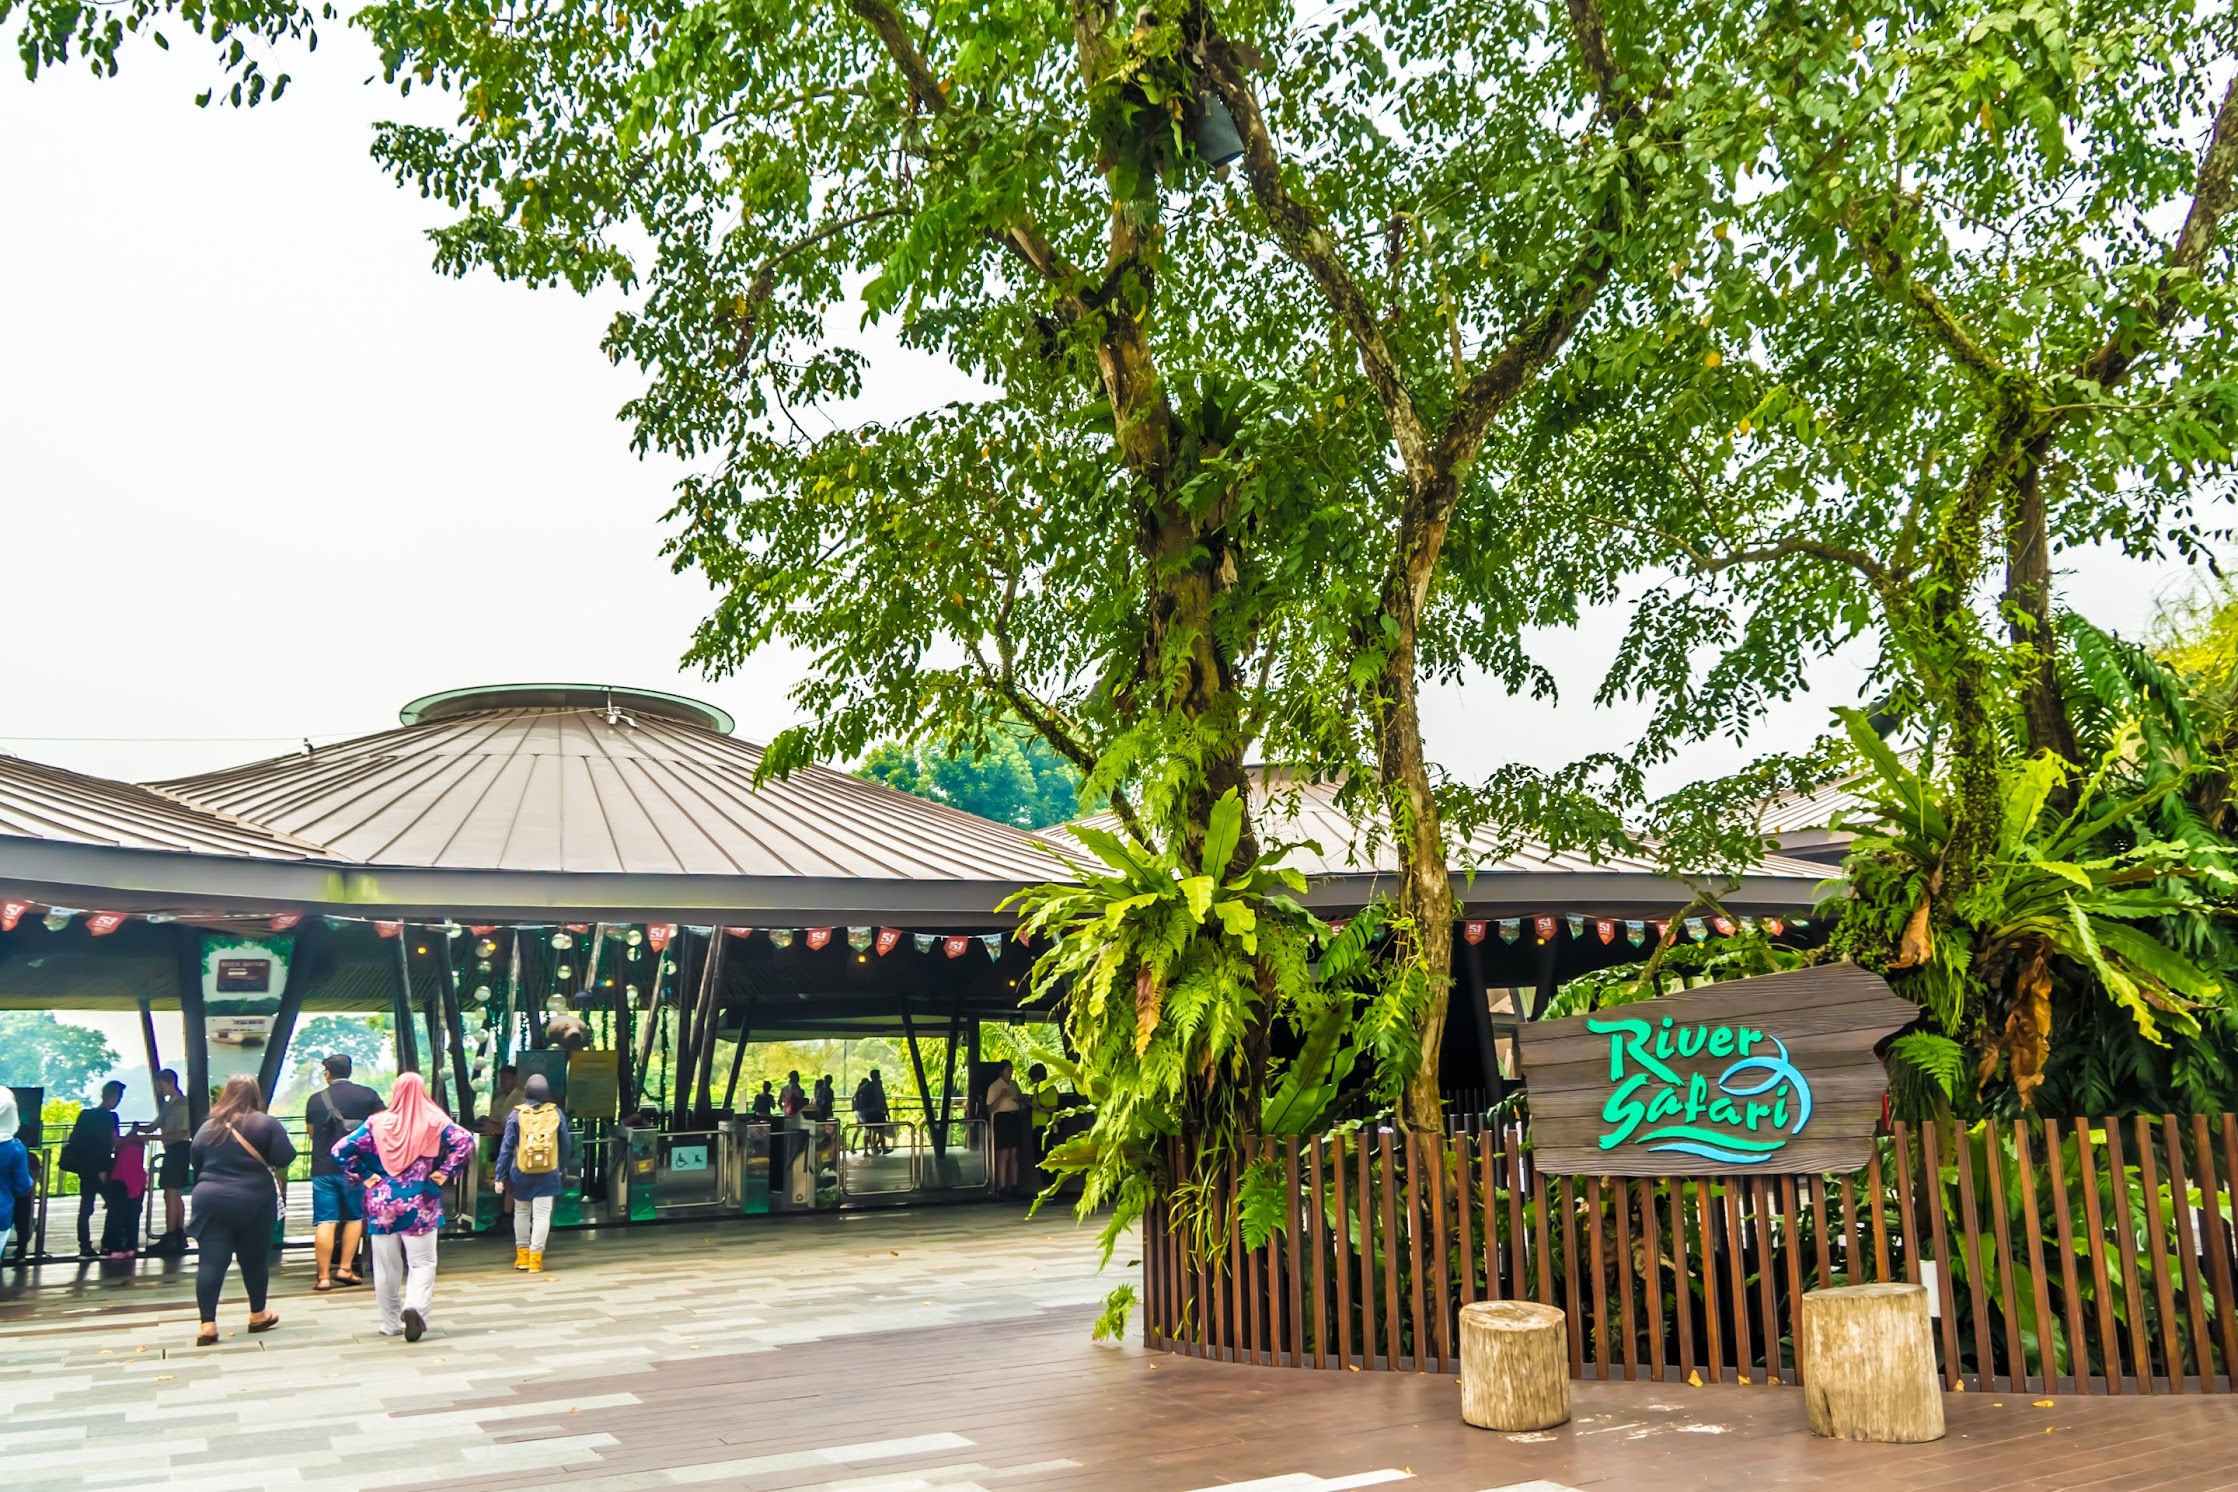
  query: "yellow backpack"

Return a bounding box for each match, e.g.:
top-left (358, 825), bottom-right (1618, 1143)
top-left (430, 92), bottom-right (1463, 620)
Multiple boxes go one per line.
top-left (516, 1103), bottom-right (563, 1174)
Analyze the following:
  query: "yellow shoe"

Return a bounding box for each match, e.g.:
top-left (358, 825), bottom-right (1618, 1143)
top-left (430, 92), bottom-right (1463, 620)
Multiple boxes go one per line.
top-left (526, 1250), bottom-right (544, 1273)
top-left (513, 1247), bottom-right (529, 1271)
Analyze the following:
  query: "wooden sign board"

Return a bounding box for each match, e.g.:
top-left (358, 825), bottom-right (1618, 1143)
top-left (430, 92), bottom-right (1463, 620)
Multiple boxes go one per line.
top-left (1519, 963), bottom-right (1915, 1177)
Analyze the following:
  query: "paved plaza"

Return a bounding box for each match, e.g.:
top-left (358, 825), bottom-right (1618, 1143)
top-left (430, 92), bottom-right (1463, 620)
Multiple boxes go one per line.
top-left (2, 1205), bottom-right (2236, 1491)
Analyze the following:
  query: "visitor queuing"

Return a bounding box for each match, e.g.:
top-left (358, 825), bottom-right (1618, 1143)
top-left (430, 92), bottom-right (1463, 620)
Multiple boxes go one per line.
top-left (812, 1073), bottom-right (835, 1122)
top-left (58, 1080), bottom-right (125, 1258)
top-left (751, 1081), bottom-right (776, 1122)
top-left (304, 1054), bottom-right (384, 1292)
top-left (105, 1132), bottom-right (147, 1258)
top-left (853, 1069), bottom-right (890, 1153)
top-left (483, 1065), bottom-right (526, 1134)
top-left (494, 1073), bottom-right (573, 1273)
top-left (779, 1071), bottom-right (807, 1127)
top-left (187, 1075), bottom-right (295, 1345)
top-left (0, 1091), bottom-right (30, 1267)
top-left (331, 1072), bottom-right (474, 1343)
top-left (984, 1061), bottom-right (1027, 1199)
top-left (148, 1069), bottom-right (192, 1256)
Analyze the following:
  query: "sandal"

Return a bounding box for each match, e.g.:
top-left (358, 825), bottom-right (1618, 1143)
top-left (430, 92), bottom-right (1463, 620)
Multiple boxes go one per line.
top-left (247, 1312), bottom-right (280, 1334)
top-left (334, 1271), bottom-right (363, 1287)
top-left (195, 1326), bottom-right (218, 1347)
top-left (314, 1279), bottom-right (335, 1293)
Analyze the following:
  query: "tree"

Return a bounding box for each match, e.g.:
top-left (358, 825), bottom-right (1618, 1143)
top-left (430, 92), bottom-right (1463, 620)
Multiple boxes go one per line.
top-left (858, 719), bottom-right (1084, 829)
top-left (0, 1011), bottom-right (120, 1102)
top-left (292, 1014), bottom-right (388, 1070)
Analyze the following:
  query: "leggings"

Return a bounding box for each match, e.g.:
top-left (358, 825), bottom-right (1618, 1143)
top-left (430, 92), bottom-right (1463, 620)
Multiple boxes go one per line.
top-left (511, 1194), bottom-right (554, 1251)
top-left (192, 1195), bottom-right (274, 1321)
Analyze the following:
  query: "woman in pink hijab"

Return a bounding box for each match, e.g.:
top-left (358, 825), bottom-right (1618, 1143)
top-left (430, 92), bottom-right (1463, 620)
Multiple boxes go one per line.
top-left (331, 1072), bottom-right (474, 1343)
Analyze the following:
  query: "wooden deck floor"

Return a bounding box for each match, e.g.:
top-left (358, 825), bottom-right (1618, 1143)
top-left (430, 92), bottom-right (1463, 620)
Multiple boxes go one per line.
top-left (3, 1206), bottom-right (2235, 1491)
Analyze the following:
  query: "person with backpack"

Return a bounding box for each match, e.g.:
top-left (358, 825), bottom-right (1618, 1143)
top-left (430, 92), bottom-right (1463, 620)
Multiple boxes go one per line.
top-left (330, 1072), bottom-right (475, 1343)
top-left (493, 1073), bottom-right (573, 1273)
top-left (304, 1054), bottom-right (384, 1292)
top-left (59, 1081), bottom-right (125, 1258)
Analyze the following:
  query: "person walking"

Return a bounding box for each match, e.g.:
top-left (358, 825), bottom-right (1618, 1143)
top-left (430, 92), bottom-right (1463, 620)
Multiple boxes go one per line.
top-left (812, 1074), bottom-right (835, 1123)
top-left (778, 1071), bottom-right (806, 1125)
top-left (59, 1080), bottom-right (125, 1258)
top-left (494, 1074), bottom-right (573, 1273)
top-left (0, 1091), bottom-right (32, 1267)
top-left (852, 1069), bottom-right (890, 1153)
top-left (304, 1054), bottom-right (384, 1293)
top-left (148, 1070), bottom-right (192, 1257)
top-left (187, 1075), bottom-right (296, 1346)
top-left (751, 1081), bottom-right (776, 1122)
top-left (331, 1072), bottom-right (473, 1344)
top-left (983, 1061), bottom-right (1027, 1199)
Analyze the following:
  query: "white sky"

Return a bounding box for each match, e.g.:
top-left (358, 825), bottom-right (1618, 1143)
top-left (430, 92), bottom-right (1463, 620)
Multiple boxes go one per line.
top-left (0, 34), bottom-right (2219, 802)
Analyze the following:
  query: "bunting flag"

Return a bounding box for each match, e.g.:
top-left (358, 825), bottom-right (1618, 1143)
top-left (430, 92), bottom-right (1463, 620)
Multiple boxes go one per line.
top-left (914, 933), bottom-right (937, 954)
top-left (847, 926), bottom-right (873, 952)
top-left (43, 909), bottom-right (78, 932)
top-left (1763, 917), bottom-right (1785, 937)
top-left (1497, 918), bottom-right (1521, 944)
top-left (1738, 916), bottom-right (1757, 935)
top-left (1793, 918), bottom-right (1811, 929)
top-left (269, 913), bottom-right (301, 932)
top-left (87, 912), bottom-right (127, 937)
top-left (1, 901), bottom-right (28, 932)
top-left (980, 933), bottom-right (1004, 960)
top-left (768, 929), bottom-right (795, 950)
top-left (876, 928), bottom-right (902, 956)
top-left (374, 921), bottom-right (404, 939)
top-left (564, 923), bottom-right (591, 934)
top-left (142, 912), bottom-right (177, 925)
top-left (1596, 919), bottom-right (1616, 945)
top-left (1654, 920), bottom-right (1670, 941)
top-left (1462, 919), bottom-right (1488, 945)
top-left (1328, 919), bottom-right (1348, 936)
top-left (727, 927), bottom-right (757, 940)
top-left (1712, 916), bottom-right (1737, 937)
top-left (806, 927), bottom-right (833, 951)
top-left (1684, 916), bottom-right (1707, 941)
top-left (944, 936), bottom-right (971, 959)
top-left (1566, 913), bottom-right (1586, 940)
top-left (1533, 914), bottom-right (1557, 944)
top-left (323, 916), bottom-right (352, 931)
top-left (1625, 919), bottom-right (1647, 947)
top-left (648, 924), bottom-right (675, 951)
top-left (469, 924), bottom-right (499, 936)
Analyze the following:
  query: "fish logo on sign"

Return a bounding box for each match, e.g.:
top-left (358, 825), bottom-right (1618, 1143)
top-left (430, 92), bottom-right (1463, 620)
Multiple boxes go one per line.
top-left (1587, 1013), bottom-right (1812, 1166)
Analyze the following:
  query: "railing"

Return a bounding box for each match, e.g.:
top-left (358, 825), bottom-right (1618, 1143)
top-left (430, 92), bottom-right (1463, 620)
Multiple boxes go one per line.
top-left (1143, 1115), bottom-right (2238, 1394)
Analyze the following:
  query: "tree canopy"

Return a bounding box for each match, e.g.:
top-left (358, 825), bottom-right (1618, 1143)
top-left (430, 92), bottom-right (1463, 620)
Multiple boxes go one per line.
top-left (857, 718), bottom-right (1084, 829)
top-left (0, 1011), bottom-right (120, 1102)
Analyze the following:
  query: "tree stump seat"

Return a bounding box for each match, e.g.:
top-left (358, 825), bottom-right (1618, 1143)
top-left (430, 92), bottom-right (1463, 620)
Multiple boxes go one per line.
top-left (1459, 1299), bottom-right (1570, 1432)
top-left (1799, 1282), bottom-right (1946, 1444)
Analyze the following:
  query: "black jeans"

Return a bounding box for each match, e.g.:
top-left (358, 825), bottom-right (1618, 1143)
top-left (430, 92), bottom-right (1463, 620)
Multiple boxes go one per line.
top-left (192, 1193), bottom-right (274, 1322)
top-left (67, 1170), bottom-right (107, 1255)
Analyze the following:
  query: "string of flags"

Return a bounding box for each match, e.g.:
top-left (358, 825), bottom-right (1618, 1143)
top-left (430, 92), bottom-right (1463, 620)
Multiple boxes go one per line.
top-left (1461, 913), bottom-right (1802, 948)
top-left (0, 899), bottom-right (1019, 961)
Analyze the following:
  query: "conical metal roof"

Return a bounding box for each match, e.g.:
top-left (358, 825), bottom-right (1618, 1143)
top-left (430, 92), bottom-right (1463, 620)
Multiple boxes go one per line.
top-left (0, 752), bottom-right (327, 861)
top-left (156, 685), bottom-right (1060, 882)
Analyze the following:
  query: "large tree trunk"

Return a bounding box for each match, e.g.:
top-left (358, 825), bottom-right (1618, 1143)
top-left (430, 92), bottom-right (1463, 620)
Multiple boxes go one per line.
top-left (2004, 460), bottom-right (2080, 774)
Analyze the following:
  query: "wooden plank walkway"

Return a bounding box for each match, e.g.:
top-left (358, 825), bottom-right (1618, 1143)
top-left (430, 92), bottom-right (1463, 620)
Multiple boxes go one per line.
top-left (3, 1206), bottom-right (2236, 1490)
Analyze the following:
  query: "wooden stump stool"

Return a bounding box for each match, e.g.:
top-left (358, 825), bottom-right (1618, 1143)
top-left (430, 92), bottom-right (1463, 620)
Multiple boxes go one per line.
top-left (1798, 1283), bottom-right (1945, 1443)
top-left (1459, 1300), bottom-right (1570, 1432)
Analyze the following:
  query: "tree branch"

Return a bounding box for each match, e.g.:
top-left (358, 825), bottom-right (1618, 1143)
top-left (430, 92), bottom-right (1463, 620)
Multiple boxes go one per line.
top-left (1842, 199), bottom-right (2013, 387)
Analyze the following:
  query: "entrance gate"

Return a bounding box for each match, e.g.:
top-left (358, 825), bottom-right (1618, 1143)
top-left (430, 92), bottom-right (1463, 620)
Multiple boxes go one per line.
top-left (1142, 1115), bottom-right (2238, 1394)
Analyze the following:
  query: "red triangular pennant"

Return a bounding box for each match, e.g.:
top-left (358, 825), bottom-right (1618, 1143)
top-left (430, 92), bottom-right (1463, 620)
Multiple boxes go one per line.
top-left (87, 912), bottom-right (128, 937)
top-left (1595, 919), bottom-right (1616, 945)
top-left (806, 927), bottom-right (833, 950)
top-left (1462, 919), bottom-right (1488, 945)
top-left (876, 928), bottom-right (902, 956)
top-left (944, 936), bottom-right (970, 959)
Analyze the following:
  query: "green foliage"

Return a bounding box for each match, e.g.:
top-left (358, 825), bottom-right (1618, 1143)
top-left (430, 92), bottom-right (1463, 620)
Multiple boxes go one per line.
top-left (0, 1012), bottom-right (120, 1103)
top-left (293, 1015), bottom-right (387, 1069)
top-left (1091, 1283), bottom-right (1138, 1343)
top-left (857, 717), bottom-right (1084, 830)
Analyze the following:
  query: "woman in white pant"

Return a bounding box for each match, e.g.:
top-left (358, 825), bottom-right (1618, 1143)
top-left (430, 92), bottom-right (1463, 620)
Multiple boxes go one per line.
top-left (494, 1074), bottom-right (573, 1271)
top-left (330, 1072), bottom-right (474, 1343)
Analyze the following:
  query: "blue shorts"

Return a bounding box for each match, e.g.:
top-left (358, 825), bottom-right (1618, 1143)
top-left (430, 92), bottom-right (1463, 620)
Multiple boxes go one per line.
top-left (311, 1174), bottom-right (365, 1224)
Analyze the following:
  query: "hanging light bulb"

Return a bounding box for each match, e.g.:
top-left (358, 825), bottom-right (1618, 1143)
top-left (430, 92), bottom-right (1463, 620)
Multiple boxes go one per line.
top-left (443, 922), bottom-right (463, 939)
top-left (661, 959), bottom-right (677, 974)
top-left (473, 985), bottom-right (492, 1003)
top-left (550, 931), bottom-right (574, 951)
top-left (477, 959), bottom-right (493, 975)
top-left (475, 937), bottom-right (499, 960)
top-left (625, 984), bottom-right (640, 1001)
top-left (545, 994), bottom-right (566, 1013)
top-left (555, 963), bottom-right (574, 981)
top-left (625, 928), bottom-right (644, 947)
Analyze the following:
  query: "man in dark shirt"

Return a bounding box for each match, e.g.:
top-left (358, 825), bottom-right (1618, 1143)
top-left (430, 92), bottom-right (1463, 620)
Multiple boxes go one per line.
top-left (59, 1081), bottom-right (124, 1257)
top-left (304, 1054), bottom-right (384, 1290)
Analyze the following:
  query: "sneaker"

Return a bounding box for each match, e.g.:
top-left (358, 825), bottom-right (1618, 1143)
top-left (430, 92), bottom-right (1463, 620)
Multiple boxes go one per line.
top-left (401, 1307), bottom-right (426, 1343)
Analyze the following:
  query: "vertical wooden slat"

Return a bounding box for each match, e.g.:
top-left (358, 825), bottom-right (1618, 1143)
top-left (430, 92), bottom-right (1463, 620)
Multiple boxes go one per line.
top-left (1379, 1132), bottom-right (1403, 1370)
top-left (1285, 1139), bottom-right (1307, 1368)
top-left (1869, 1144), bottom-right (1893, 1282)
top-left (1587, 1177), bottom-right (1611, 1379)
top-left (1514, 1127), bottom-right (1539, 1305)
top-left (2102, 1118), bottom-right (2151, 1393)
top-left (1456, 1134), bottom-right (1478, 1308)
top-left (2042, 1119), bottom-right (2091, 1394)
top-left (1778, 1176), bottom-right (1805, 1383)
top-left (1980, 1125), bottom-right (2026, 1392)
top-left (2134, 1116), bottom-right (2180, 1393)
top-left (1722, 1180), bottom-right (1753, 1382)
top-left (2013, 1120), bottom-right (2057, 1395)
top-left (1335, 1134), bottom-right (1358, 1368)
top-left (1952, 1125), bottom-right (1997, 1392)
top-left (1614, 1178), bottom-right (1639, 1380)
top-left (1917, 1123), bottom-right (1965, 1390)
top-left (1481, 1131), bottom-right (1502, 1301)
top-left (1229, 1150), bottom-right (1248, 1363)
top-left (2077, 1122), bottom-right (2124, 1394)
top-left (1841, 1174), bottom-right (1864, 1287)
top-left (1811, 1177), bottom-right (1835, 1292)
top-left (1754, 1181), bottom-right (1784, 1384)
top-left (1309, 1136), bottom-right (1331, 1370)
top-left (1672, 1179), bottom-right (1698, 1384)
top-left (2191, 1114), bottom-right (2238, 1387)
top-left (1562, 1177), bottom-right (1586, 1376)
top-left (1353, 1131), bottom-right (1375, 1366)
top-left (1640, 1179), bottom-right (1666, 1383)
top-left (1698, 1180), bottom-right (1724, 1384)
top-left (1428, 1134), bottom-right (1452, 1374)
top-left (2161, 1117), bottom-right (2210, 1393)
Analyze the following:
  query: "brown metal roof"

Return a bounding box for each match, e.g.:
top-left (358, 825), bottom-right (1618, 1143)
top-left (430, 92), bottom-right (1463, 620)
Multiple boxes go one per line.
top-left (156, 690), bottom-right (1062, 882)
top-left (0, 753), bottom-right (330, 862)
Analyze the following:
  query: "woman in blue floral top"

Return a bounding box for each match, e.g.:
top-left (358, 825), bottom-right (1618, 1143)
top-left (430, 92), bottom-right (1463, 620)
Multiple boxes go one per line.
top-left (331, 1072), bottom-right (475, 1343)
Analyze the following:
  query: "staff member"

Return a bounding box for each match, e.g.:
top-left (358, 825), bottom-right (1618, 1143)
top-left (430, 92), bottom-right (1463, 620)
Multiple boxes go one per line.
top-left (149, 1070), bottom-right (192, 1257)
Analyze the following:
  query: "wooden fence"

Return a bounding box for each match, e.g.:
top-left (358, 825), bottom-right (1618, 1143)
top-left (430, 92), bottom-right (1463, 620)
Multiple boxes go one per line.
top-left (1141, 1115), bottom-right (2238, 1393)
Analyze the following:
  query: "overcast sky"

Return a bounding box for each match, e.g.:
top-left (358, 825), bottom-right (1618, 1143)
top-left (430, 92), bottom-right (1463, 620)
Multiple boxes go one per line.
top-left (0, 36), bottom-right (2218, 800)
